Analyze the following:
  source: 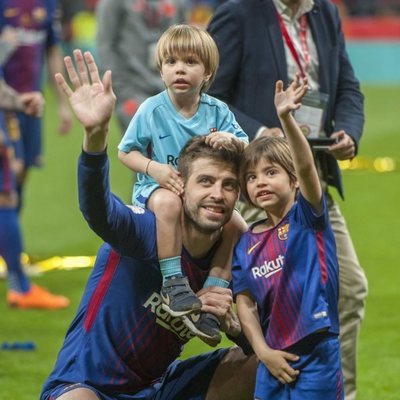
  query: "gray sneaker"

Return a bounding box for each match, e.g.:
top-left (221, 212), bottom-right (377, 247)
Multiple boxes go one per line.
top-left (160, 274), bottom-right (202, 317)
top-left (182, 312), bottom-right (222, 347)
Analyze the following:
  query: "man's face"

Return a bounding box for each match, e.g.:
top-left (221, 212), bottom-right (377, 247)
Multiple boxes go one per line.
top-left (182, 157), bottom-right (239, 234)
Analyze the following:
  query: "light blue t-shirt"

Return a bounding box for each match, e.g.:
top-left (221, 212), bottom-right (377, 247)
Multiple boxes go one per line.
top-left (118, 90), bottom-right (248, 206)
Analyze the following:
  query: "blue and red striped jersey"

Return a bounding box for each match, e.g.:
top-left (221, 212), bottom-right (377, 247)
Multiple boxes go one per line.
top-left (0, 0), bottom-right (61, 92)
top-left (42, 152), bottom-right (219, 396)
top-left (232, 193), bottom-right (340, 350)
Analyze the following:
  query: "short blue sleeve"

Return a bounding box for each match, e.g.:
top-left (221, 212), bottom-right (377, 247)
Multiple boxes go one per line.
top-left (118, 100), bottom-right (153, 154)
top-left (231, 237), bottom-right (249, 297)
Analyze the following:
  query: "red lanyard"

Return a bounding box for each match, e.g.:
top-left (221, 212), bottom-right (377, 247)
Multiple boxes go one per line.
top-left (276, 10), bottom-right (310, 78)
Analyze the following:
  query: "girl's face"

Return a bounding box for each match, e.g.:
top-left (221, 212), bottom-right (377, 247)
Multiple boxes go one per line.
top-left (160, 53), bottom-right (211, 99)
top-left (245, 158), bottom-right (298, 213)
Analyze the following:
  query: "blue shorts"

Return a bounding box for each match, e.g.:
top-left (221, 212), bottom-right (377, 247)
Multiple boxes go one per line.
top-left (14, 112), bottom-right (42, 168)
top-left (42, 348), bottom-right (228, 400)
top-left (254, 333), bottom-right (343, 400)
top-left (133, 183), bottom-right (159, 208)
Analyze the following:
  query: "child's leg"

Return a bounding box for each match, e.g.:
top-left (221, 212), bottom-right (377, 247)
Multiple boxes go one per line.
top-left (148, 188), bottom-right (183, 279)
top-left (148, 189), bottom-right (201, 316)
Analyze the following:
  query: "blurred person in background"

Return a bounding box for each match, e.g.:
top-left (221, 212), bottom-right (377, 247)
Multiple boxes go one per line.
top-left (330, 0), bottom-right (349, 19)
top-left (0, 0), bottom-right (72, 212)
top-left (0, 78), bottom-right (69, 309)
top-left (186, 0), bottom-right (227, 28)
top-left (342, 0), bottom-right (377, 16)
top-left (59, 0), bottom-right (86, 56)
top-left (207, 0), bottom-right (368, 398)
top-left (59, 0), bottom-right (98, 57)
top-left (340, 0), bottom-right (400, 16)
top-left (96, 0), bottom-right (187, 134)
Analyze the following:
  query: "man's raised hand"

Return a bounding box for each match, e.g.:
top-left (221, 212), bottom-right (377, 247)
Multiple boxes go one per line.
top-left (55, 50), bottom-right (116, 135)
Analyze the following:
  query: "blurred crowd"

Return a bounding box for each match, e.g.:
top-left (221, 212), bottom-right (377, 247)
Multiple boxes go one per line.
top-left (60, 0), bottom-right (227, 58)
top-left (337, 0), bottom-right (400, 16)
top-left (59, 0), bottom-right (400, 57)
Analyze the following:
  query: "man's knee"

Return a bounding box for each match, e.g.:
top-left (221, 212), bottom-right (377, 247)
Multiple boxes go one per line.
top-left (56, 387), bottom-right (100, 400)
top-left (206, 346), bottom-right (257, 400)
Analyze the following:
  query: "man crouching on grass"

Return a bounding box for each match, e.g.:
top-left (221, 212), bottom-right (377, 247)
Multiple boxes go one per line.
top-left (40, 50), bottom-right (256, 400)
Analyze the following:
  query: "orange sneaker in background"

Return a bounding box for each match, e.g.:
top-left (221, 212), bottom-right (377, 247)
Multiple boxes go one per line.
top-left (7, 284), bottom-right (70, 310)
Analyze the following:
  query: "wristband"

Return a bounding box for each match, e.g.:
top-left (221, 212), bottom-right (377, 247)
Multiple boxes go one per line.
top-left (145, 160), bottom-right (153, 175)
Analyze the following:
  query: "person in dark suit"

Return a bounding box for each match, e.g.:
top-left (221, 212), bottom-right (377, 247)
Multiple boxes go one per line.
top-left (208, 1), bottom-right (368, 399)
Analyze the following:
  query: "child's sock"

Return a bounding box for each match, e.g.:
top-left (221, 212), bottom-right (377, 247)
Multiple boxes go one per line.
top-left (203, 276), bottom-right (230, 289)
top-left (0, 208), bottom-right (30, 293)
top-left (159, 256), bottom-right (182, 284)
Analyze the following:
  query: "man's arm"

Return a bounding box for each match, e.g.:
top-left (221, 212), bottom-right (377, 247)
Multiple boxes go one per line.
top-left (197, 286), bottom-right (253, 355)
top-left (0, 80), bottom-right (44, 116)
top-left (0, 80), bottom-right (27, 111)
top-left (78, 150), bottom-right (156, 260)
top-left (56, 50), bottom-right (156, 259)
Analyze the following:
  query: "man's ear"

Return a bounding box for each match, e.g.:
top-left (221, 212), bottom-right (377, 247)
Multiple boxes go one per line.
top-left (235, 189), bottom-right (241, 203)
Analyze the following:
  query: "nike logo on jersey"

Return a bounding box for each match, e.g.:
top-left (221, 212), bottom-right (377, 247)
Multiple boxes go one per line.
top-left (159, 134), bottom-right (171, 140)
top-left (247, 241), bottom-right (262, 255)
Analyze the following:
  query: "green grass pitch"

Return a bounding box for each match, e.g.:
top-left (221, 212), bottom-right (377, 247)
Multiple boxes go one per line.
top-left (0, 85), bottom-right (399, 399)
